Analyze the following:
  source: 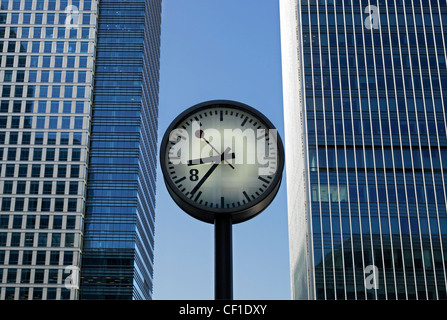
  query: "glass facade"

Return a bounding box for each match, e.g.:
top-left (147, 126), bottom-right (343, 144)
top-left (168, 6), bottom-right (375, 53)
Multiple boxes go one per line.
top-left (281, 0), bottom-right (447, 299)
top-left (0, 0), bottom-right (161, 300)
top-left (79, 0), bottom-right (161, 300)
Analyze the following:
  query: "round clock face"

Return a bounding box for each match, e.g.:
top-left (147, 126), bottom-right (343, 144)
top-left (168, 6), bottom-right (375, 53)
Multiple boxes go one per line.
top-left (160, 100), bottom-right (284, 224)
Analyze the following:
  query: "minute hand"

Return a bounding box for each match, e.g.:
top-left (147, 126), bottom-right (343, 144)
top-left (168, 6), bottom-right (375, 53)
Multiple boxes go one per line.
top-left (190, 162), bottom-right (219, 196)
top-left (190, 147), bottom-right (230, 196)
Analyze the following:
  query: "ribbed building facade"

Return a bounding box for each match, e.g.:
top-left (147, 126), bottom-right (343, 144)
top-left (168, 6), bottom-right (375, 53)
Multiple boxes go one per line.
top-left (281, 0), bottom-right (447, 299)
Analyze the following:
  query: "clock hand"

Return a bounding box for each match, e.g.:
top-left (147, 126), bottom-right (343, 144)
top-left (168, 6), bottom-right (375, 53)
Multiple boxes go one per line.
top-left (190, 147), bottom-right (231, 195)
top-left (187, 153), bottom-right (235, 166)
top-left (190, 163), bottom-right (219, 196)
top-left (196, 130), bottom-right (235, 169)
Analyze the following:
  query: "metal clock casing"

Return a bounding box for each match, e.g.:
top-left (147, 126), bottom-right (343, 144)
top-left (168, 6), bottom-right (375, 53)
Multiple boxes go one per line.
top-left (159, 100), bottom-right (285, 224)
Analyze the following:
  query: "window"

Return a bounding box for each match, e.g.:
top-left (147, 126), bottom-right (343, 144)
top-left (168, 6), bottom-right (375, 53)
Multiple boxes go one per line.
top-left (5, 164), bottom-right (15, 176)
top-left (37, 97), bottom-right (47, 110)
top-left (36, 251), bottom-right (46, 265)
top-left (65, 234), bottom-right (74, 247)
top-left (3, 181), bottom-right (13, 194)
top-left (52, 86), bottom-right (60, 98)
top-left (40, 216), bottom-right (49, 229)
top-left (5, 56), bottom-right (14, 67)
top-left (54, 56), bottom-right (63, 67)
top-left (16, 181), bottom-right (26, 194)
top-left (36, 0), bottom-right (44, 10)
top-left (36, 116), bottom-right (45, 129)
top-left (74, 117), bottom-right (83, 129)
top-left (7, 148), bottom-right (17, 161)
top-left (61, 132), bottom-right (70, 145)
top-left (81, 27), bottom-right (89, 39)
top-left (66, 216), bottom-right (76, 230)
top-left (63, 102), bottom-right (71, 113)
top-left (53, 216), bottom-right (62, 230)
top-left (18, 164), bottom-right (27, 177)
top-left (73, 133), bottom-right (82, 145)
top-left (67, 56), bottom-right (75, 67)
top-left (14, 198), bottom-right (24, 212)
top-left (28, 70), bottom-right (37, 82)
top-left (12, 215), bottom-right (22, 228)
top-left (43, 181), bottom-right (52, 194)
top-left (35, 132), bottom-right (44, 145)
top-left (70, 165), bottom-right (79, 178)
top-left (0, 101), bottom-right (8, 112)
top-left (79, 56), bottom-right (87, 68)
top-left (29, 181), bottom-right (39, 195)
top-left (63, 251), bottom-right (73, 265)
top-left (69, 182), bottom-right (78, 195)
top-left (0, 215), bottom-right (9, 228)
top-left (57, 165), bottom-right (67, 178)
top-left (52, 233), bottom-right (61, 247)
top-left (44, 165), bottom-right (54, 177)
top-left (68, 42), bottom-right (76, 53)
top-left (66, 71), bottom-right (74, 83)
top-left (59, 148), bottom-right (68, 161)
top-left (68, 199), bottom-right (78, 212)
top-left (41, 198), bottom-right (51, 211)
top-left (69, 28), bottom-right (77, 39)
top-left (42, 56), bottom-right (51, 67)
top-left (25, 216), bottom-right (35, 229)
top-left (8, 41), bottom-right (16, 52)
top-left (61, 117), bottom-right (70, 129)
top-left (64, 86), bottom-right (73, 98)
top-left (54, 199), bottom-right (64, 212)
top-left (33, 27), bottom-right (41, 38)
top-left (80, 42), bottom-right (88, 53)
top-left (1, 198), bottom-right (11, 211)
top-left (4, 70), bottom-right (13, 82)
top-left (24, 233), bottom-right (34, 247)
top-left (34, 269), bottom-right (45, 282)
top-left (56, 181), bottom-right (65, 194)
top-left (39, 86), bottom-right (48, 98)
top-left (48, 132), bottom-right (56, 144)
top-left (49, 116), bottom-right (58, 129)
top-left (53, 70), bottom-right (62, 82)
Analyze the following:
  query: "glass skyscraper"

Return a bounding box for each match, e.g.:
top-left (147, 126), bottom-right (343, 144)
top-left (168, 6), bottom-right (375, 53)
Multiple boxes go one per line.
top-left (280, 0), bottom-right (447, 299)
top-left (0, 0), bottom-right (161, 300)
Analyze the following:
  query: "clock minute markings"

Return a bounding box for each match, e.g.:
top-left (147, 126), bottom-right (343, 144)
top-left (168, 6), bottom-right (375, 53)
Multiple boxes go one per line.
top-left (193, 191), bottom-right (202, 202)
top-left (258, 176), bottom-right (270, 189)
top-left (258, 176), bottom-right (270, 184)
top-left (175, 176), bottom-right (186, 184)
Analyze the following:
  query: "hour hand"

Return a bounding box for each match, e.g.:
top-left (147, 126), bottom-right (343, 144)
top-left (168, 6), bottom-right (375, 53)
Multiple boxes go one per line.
top-left (187, 152), bottom-right (235, 166)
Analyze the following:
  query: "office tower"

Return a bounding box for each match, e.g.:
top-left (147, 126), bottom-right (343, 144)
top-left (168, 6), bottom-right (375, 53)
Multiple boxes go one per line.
top-left (0, 0), bottom-right (161, 300)
top-left (79, 0), bottom-right (161, 300)
top-left (280, 0), bottom-right (447, 300)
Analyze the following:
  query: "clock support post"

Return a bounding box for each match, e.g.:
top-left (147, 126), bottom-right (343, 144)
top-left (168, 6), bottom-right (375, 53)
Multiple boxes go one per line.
top-left (214, 215), bottom-right (233, 300)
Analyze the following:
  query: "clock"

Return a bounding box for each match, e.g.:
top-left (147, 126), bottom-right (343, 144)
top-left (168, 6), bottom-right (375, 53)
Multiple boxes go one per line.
top-left (160, 100), bottom-right (285, 224)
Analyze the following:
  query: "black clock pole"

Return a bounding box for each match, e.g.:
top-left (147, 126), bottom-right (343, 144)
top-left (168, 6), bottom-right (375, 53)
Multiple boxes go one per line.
top-left (214, 215), bottom-right (233, 300)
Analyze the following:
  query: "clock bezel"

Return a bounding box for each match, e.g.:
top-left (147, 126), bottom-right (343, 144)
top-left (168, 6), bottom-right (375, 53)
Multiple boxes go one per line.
top-left (159, 100), bottom-right (285, 224)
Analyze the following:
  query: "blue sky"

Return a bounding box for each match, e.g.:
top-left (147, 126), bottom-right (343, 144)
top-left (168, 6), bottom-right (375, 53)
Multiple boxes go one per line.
top-left (153, 0), bottom-right (290, 300)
